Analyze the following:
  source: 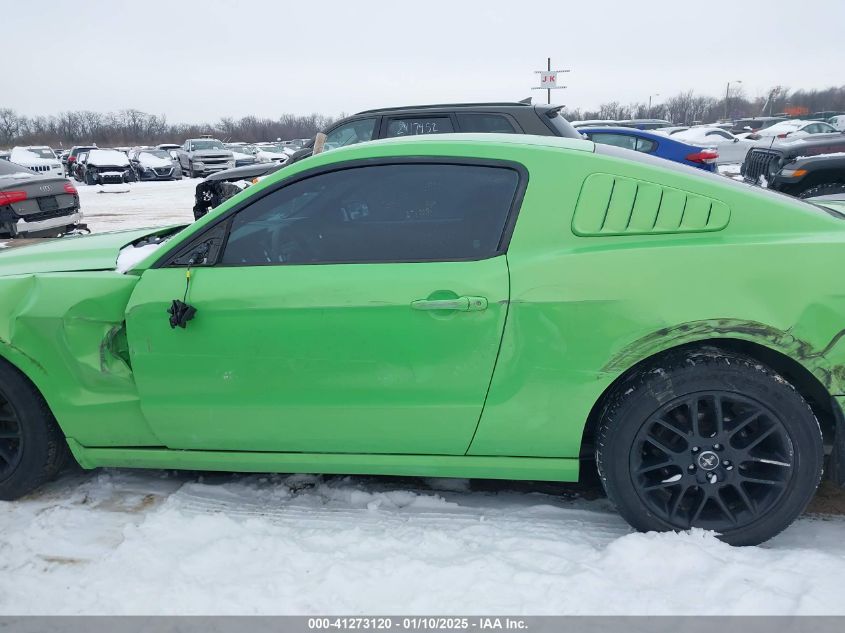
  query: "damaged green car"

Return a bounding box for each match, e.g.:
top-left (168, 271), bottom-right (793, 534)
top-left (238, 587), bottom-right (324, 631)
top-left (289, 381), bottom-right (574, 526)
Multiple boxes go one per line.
top-left (2, 133), bottom-right (845, 545)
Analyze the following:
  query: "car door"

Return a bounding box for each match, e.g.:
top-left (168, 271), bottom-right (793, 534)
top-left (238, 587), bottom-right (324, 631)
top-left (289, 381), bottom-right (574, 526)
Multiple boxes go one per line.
top-left (124, 160), bottom-right (522, 455)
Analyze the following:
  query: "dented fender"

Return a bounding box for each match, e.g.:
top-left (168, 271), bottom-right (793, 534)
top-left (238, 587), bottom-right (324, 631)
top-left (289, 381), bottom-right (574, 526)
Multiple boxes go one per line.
top-left (601, 318), bottom-right (845, 394)
top-left (0, 272), bottom-right (161, 446)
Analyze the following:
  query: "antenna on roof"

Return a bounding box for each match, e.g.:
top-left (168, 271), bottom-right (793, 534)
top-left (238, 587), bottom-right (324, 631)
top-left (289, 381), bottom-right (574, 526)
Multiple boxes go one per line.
top-left (519, 97), bottom-right (532, 105)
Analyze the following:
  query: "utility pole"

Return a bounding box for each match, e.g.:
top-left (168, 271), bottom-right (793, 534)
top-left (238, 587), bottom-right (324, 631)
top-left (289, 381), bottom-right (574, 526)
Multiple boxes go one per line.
top-left (533, 59), bottom-right (569, 104)
top-left (725, 80), bottom-right (742, 119)
top-left (648, 93), bottom-right (660, 118)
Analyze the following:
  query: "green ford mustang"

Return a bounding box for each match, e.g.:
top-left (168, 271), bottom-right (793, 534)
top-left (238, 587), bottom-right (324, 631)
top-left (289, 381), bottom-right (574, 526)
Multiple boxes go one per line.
top-left (2, 133), bottom-right (844, 545)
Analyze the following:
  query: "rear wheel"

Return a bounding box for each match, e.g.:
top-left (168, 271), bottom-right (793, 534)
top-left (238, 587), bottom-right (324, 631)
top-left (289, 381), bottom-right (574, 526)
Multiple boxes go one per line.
top-left (0, 360), bottom-right (68, 500)
top-left (596, 347), bottom-right (823, 546)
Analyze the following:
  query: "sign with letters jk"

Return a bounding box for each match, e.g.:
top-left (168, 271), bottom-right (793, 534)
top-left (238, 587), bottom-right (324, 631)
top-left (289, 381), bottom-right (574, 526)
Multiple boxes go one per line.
top-left (539, 72), bottom-right (557, 88)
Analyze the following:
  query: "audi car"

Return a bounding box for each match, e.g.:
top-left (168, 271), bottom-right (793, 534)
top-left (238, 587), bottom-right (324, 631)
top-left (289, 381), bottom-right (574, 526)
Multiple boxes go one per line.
top-left (0, 159), bottom-right (84, 237)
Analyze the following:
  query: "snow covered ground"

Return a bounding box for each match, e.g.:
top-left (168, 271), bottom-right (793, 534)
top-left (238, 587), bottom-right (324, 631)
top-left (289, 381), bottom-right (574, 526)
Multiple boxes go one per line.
top-left (2, 176), bottom-right (845, 616)
top-left (3, 467), bottom-right (845, 615)
top-left (717, 162), bottom-right (743, 179)
top-left (77, 178), bottom-right (196, 234)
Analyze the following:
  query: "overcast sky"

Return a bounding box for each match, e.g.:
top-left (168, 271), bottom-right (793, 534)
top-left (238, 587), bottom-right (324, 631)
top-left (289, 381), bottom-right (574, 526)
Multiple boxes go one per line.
top-left (6, 0), bottom-right (844, 122)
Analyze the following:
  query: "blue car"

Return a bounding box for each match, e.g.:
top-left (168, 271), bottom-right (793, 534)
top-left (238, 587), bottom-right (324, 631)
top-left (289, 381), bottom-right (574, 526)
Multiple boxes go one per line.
top-left (578, 126), bottom-right (718, 172)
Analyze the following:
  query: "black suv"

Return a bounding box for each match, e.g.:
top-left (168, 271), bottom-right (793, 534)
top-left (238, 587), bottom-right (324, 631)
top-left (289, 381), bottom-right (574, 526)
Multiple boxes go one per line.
top-left (741, 133), bottom-right (845, 197)
top-left (318, 101), bottom-right (580, 150)
top-left (193, 101), bottom-right (580, 218)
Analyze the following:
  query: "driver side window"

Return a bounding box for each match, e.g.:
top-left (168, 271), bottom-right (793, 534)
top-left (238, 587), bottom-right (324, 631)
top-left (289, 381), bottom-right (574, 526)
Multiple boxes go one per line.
top-left (218, 163), bottom-right (520, 266)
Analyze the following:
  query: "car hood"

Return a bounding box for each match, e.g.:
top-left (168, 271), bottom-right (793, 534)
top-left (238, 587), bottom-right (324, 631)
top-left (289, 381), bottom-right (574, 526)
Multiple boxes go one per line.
top-left (0, 226), bottom-right (184, 277)
top-left (138, 153), bottom-right (173, 168)
top-left (204, 162), bottom-right (280, 182)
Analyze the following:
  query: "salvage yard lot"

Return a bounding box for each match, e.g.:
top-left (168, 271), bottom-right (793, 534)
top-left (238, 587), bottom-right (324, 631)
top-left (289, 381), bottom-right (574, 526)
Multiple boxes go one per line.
top-left (1, 177), bottom-right (845, 615)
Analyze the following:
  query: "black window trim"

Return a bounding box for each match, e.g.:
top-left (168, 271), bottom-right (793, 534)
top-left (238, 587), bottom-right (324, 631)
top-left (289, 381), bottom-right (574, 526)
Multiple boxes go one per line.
top-left (153, 156), bottom-right (529, 269)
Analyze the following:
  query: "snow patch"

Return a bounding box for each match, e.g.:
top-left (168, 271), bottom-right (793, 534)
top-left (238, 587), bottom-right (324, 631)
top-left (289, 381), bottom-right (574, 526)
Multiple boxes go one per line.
top-left (137, 152), bottom-right (172, 168)
top-left (87, 149), bottom-right (130, 167)
top-left (95, 183), bottom-right (131, 194)
top-left (2, 470), bottom-right (845, 614)
top-left (115, 241), bottom-right (167, 273)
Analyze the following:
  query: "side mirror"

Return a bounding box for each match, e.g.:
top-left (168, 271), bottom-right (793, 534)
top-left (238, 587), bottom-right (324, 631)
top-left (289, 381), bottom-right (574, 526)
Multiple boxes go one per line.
top-left (733, 138), bottom-right (739, 143)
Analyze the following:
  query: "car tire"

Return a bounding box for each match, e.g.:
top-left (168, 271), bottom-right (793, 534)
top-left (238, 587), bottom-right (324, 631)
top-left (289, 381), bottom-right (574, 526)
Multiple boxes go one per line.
top-left (84, 171), bottom-right (96, 186)
top-left (0, 358), bottom-right (69, 501)
top-left (799, 183), bottom-right (845, 199)
top-left (596, 346), bottom-right (823, 546)
top-left (189, 162), bottom-right (198, 178)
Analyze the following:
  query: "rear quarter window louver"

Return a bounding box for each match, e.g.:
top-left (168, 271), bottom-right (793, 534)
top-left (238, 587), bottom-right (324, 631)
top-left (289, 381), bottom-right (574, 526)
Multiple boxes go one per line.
top-left (572, 173), bottom-right (730, 236)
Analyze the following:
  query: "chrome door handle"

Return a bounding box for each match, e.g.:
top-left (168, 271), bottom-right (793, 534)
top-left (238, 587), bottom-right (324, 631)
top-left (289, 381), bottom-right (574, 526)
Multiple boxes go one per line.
top-left (411, 296), bottom-right (488, 312)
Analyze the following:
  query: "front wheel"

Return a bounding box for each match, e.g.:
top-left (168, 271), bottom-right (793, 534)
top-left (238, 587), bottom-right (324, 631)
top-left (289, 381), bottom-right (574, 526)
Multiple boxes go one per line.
top-left (596, 347), bottom-right (823, 546)
top-left (0, 359), bottom-right (68, 500)
top-left (188, 161), bottom-right (199, 178)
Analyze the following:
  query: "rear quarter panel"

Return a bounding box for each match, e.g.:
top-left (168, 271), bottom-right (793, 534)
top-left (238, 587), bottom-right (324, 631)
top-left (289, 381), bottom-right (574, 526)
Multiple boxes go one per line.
top-left (470, 146), bottom-right (845, 457)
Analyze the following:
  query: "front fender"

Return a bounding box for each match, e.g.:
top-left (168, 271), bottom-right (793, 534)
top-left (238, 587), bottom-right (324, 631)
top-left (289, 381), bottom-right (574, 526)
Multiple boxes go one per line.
top-left (0, 272), bottom-right (161, 447)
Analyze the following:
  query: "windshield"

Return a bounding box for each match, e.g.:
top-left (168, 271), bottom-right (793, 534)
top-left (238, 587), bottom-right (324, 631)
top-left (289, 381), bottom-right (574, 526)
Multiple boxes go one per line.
top-left (27, 147), bottom-right (56, 159)
top-left (257, 145), bottom-right (282, 152)
top-left (141, 150), bottom-right (170, 159)
top-left (192, 140), bottom-right (225, 150)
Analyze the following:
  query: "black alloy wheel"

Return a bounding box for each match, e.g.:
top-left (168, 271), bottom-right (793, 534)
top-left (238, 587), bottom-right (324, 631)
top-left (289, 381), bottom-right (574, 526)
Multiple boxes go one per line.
top-left (0, 396), bottom-right (23, 483)
top-left (631, 392), bottom-right (793, 530)
top-left (596, 347), bottom-right (824, 545)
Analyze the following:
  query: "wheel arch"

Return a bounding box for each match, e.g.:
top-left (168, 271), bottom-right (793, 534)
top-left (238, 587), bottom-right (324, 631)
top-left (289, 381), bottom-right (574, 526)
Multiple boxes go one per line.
top-left (795, 168), bottom-right (845, 192)
top-left (0, 343), bottom-right (51, 399)
top-left (0, 345), bottom-right (63, 436)
top-left (580, 337), bottom-right (837, 460)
